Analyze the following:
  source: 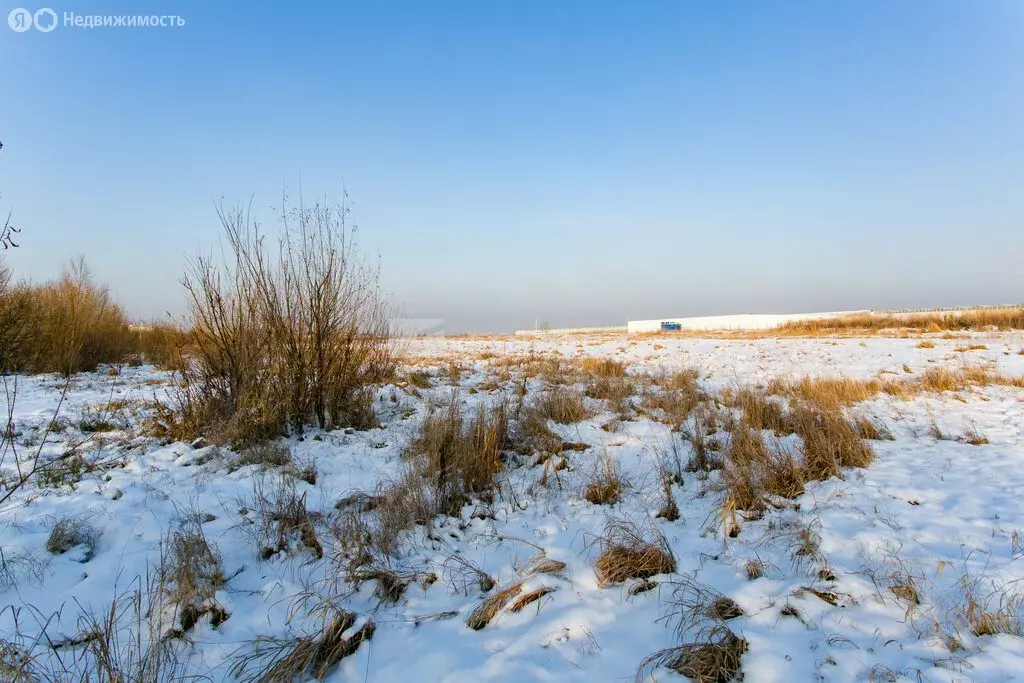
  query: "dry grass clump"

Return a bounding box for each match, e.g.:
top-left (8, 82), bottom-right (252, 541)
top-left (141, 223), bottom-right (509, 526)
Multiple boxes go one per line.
top-left (959, 423), bottom-right (989, 446)
top-left (921, 365), bottom-right (1024, 392)
top-left (954, 344), bottom-right (988, 352)
top-left (851, 415), bottom-right (894, 441)
top-left (744, 560), bottom-right (766, 581)
top-left (776, 307), bottom-right (1024, 334)
top-left (410, 393), bottom-right (511, 510)
top-left (161, 524), bottom-right (228, 631)
top-left (585, 375), bottom-right (634, 407)
top-left (252, 475), bottom-right (324, 560)
top-left (889, 575), bottom-right (921, 605)
top-left (682, 404), bottom-right (725, 473)
top-left (642, 379), bottom-right (705, 430)
top-left (656, 470), bottom-right (681, 521)
top-left (580, 357), bottom-right (627, 378)
top-left (232, 442), bottom-right (293, 470)
top-left (768, 375), bottom-right (912, 407)
top-left (792, 403), bottom-right (874, 480)
top-left (466, 582), bottom-right (524, 630)
top-left (46, 516), bottom-right (100, 561)
top-left (721, 432), bottom-right (805, 513)
top-left (637, 625), bottom-right (747, 683)
top-left (231, 608), bottom-right (375, 681)
top-left (593, 521), bottom-right (676, 586)
top-left (330, 468), bottom-right (437, 562)
top-left (917, 341), bottom-right (935, 349)
top-left (532, 385), bottom-right (593, 424)
top-left (959, 583), bottom-right (1024, 637)
top-left (508, 586), bottom-right (556, 613)
top-left (404, 370), bottom-right (433, 389)
top-left (734, 388), bottom-right (792, 434)
top-left (584, 451), bottom-right (626, 505)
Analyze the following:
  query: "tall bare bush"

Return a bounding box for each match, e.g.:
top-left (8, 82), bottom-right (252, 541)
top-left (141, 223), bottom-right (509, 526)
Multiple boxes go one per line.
top-left (0, 258), bottom-right (131, 374)
top-left (176, 195), bottom-right (394, 445)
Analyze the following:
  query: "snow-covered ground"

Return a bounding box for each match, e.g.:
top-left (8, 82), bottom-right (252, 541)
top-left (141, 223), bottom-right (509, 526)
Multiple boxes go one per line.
top-left (2, 333), bottom-right (1024, 682)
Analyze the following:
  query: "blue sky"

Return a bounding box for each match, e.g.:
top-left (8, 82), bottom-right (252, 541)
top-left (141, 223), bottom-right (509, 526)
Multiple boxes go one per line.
top-left (2, 1), bottom-right (1022, 332)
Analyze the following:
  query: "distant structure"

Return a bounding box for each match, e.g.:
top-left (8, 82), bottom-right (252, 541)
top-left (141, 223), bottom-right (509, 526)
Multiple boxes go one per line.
top-left (625, 311), bottom-right (865, 333)
top-left (391, 318), bottom-right (445, 337)
top-left (514, 311), bottom-right (864, 336)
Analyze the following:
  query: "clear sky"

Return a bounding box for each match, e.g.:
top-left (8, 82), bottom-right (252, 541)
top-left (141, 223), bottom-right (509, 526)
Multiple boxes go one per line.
top-left (2, 1), bottom-right (1022, 332)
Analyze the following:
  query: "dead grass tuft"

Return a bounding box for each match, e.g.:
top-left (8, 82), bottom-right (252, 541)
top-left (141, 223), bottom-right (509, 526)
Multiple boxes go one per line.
top-left (745, 560), bottom-right (765, 581)
top-left (792, 403), bottom-right (874, 480)
top-left (580, 357), bottom-right (627, 378)
top-left (161, 524), bottom-right (228, 632)
top-left (252, 475), bottom-right (323, 560)
top-left (721, 429), bottom-right (804, 512)
top-left (533, 385), bottom-right (593, 424)
top-left (232, 609), bottom-right (375, 681)
top-left (769, 375), bottom-right (913, 407)
top-left (45, 516), bottom-right (100, 561)
top-left (734, 388), bottom-right (792, 434)
top-left (466, 582), bottom-right (524, 630)
top-left (584, 452), bottom-right (625, 505)
top-left (410, 393), bottom-right (512, 510)
top-left (593, 521), bottom-right (675, 586)
top-left (637, 626), bottom-right (747, 683)
top-left (777, 307), bottom-right (1024, 334)
top-left (507, 586), bottom-right (556, 613)
top-left (922, 365), bottom-right (1024, 392)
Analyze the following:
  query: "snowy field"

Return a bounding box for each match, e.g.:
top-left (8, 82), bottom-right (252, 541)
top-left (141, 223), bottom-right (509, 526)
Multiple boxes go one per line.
top-left (2, 332), bottom-right (1024, 682)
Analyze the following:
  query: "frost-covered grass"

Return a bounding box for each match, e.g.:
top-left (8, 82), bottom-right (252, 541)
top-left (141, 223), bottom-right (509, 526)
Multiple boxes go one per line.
top-left (2, 333), bottom-right (1024, 682)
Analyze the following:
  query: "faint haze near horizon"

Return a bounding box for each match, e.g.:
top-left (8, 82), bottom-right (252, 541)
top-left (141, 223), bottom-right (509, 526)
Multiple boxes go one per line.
top-left (2, 1), bottom-right (1022, 334)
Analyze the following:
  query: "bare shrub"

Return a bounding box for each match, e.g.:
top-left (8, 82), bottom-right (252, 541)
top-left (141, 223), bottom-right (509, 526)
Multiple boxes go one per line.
top-left (0, 258), bottom-right (132, 374)
top-left (592, 521), bottom-right (675, 586)
top-left (172, 195), bottom-right (394, 446)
